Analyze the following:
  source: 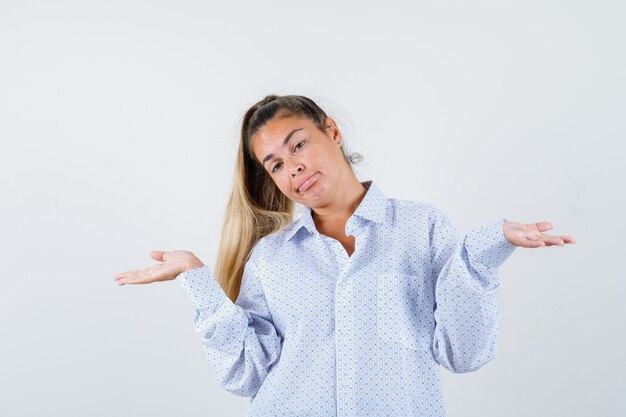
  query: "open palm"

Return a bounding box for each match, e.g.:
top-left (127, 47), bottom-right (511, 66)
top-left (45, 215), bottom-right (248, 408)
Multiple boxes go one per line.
top-left (503, 221), bottom-right (576, 248)
top-left (113, 250), bottom-right (204, 286)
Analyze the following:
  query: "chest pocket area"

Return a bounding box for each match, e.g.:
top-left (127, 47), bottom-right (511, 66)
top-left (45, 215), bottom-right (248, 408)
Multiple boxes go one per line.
top-left (376, 272), bottom-right (430, 351)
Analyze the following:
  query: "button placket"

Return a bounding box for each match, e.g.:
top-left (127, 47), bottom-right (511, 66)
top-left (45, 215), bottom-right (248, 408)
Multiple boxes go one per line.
top-left (334, 253), bottom-right (356, 415)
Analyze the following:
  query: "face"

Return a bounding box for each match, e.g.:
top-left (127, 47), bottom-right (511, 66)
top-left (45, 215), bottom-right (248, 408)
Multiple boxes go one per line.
top-left (250, 115), bottom-right (349, 208)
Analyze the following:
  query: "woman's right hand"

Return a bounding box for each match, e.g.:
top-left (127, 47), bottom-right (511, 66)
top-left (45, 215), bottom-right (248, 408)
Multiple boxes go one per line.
top-left (113, 250), bottom-right (205, 286)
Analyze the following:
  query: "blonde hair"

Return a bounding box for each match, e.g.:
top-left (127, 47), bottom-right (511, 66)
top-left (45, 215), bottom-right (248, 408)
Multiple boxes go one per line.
top-left (214, 94), bottom-right (363, 302)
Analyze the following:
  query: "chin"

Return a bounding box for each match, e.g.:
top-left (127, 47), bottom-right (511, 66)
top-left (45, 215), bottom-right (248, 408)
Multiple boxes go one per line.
top-left (300, 186), bottom-right (327, 207)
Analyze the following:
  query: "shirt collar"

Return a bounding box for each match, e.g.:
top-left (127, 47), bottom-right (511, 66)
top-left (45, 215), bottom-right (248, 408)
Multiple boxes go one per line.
top-left (283, 180), bottom-right (388, 243)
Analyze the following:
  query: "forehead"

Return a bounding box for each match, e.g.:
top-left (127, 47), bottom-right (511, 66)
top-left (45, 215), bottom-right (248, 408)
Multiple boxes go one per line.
top-left (251, 116), bottom-right (314, 158)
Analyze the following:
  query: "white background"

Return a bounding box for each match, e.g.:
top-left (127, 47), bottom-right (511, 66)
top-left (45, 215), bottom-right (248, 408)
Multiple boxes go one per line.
top-left (1, 0), bottom-right (624, 416)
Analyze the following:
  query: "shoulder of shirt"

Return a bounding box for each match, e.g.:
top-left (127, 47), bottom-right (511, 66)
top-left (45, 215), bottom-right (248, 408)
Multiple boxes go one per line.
top-left (387, 196), bottom-right (443, 219)
top-left (246, 225), bottom-right (291, 263)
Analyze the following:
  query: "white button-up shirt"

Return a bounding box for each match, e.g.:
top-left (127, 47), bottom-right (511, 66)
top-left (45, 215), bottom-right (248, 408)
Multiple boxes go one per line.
top-left (177, 179), bottom-right (516, 416)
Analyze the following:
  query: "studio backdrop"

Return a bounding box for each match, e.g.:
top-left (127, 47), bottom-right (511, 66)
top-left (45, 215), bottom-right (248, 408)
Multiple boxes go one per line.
top-left (1, 1), bottom-right (623, 416)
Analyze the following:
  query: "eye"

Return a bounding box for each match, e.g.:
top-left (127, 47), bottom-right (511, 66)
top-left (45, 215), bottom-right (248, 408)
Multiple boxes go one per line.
top-left (271, 162), bottom-right (282, 173)
top-left (271, 141), bottom-right (305, 174)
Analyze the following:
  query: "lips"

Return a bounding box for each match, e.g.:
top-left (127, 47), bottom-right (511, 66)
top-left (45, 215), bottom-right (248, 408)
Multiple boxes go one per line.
top-left (298, 173), bottom-right (318, 192)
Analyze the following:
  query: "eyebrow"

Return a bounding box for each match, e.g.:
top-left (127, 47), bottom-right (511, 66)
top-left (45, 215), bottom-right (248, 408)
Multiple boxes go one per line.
top-left (261, 128), bottom-right (304, 167)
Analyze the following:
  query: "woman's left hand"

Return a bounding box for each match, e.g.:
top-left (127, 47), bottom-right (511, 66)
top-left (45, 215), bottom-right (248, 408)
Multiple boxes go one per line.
top-left (503, 221), bottom-right (576, 248)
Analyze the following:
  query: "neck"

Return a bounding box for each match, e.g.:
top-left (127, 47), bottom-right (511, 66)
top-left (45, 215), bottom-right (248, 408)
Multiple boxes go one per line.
top-left (311, 176), bottom-right (368, 231)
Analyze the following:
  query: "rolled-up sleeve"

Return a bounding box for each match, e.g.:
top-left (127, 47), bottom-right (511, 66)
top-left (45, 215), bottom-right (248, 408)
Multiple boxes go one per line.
top-left (176, 255), bottom-right (283, 397)
top-left (429, 207), bottom-right (516, 373)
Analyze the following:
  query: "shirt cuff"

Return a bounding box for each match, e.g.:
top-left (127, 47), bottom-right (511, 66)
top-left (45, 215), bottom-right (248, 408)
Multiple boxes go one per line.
top-left (176, 265), bottom-right (230, 312)
top-left (465, 217), bottom-right (517, 269)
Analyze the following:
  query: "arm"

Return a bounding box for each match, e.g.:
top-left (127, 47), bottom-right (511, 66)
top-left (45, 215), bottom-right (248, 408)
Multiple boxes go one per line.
top-left (176, 255), bottom-right (282, 397)
top-left (429, 206), bottom-right (516, 373)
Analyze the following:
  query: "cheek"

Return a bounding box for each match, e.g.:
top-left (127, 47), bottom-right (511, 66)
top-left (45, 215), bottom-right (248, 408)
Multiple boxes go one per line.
top-left (276, 176), bottom-right (293, 194)
top-left (307, 148), bottom-right (329, 166)
top-left (318, 146), bottom-right (343, 168)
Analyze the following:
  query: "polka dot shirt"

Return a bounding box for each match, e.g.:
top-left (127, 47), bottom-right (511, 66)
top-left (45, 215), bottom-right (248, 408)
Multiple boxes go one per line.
top-left (176, 180), bottom-right (517, 416)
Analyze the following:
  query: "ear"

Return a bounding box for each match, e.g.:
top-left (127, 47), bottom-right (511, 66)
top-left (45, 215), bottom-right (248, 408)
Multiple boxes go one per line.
top-left (324, 117), bottom-right (342, 146)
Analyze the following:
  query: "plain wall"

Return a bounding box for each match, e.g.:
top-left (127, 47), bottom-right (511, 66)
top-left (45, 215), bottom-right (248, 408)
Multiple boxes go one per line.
top-left (1, 0), bottom-right (624, 416)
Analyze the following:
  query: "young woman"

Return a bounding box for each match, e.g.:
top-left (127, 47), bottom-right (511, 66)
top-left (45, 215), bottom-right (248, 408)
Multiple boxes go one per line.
top-left (114, 95), bottom-right (575, 416)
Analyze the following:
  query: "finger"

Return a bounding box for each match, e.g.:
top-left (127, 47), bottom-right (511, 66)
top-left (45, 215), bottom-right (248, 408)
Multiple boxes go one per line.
top-left (122, 272), bottom-right (149, 284)
top-left (561, 235), bottom-right (576, 244)
top-left (534, 231), bottom-right (576, 246)
top-left (116, 268), bottom-right (153, 285)
top-left (114, 269), bottom-right (139, 281)
top-left (548, 235), bottom-right (576, 245)
top-left (114, 273), bottom-right (131, 285)
top-left (541, 237), bottom-right (565, 246)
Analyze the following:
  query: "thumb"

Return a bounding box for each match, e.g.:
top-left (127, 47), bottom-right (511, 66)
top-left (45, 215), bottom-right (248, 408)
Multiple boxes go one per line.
top-left (150, 250), bottom-right (167, 262)
top-left (535, 221), bottom-right (553, 232)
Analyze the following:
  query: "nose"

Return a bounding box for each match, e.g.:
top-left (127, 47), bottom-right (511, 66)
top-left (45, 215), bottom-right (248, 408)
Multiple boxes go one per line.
top-left (288, 159), bottom-right (304, 176)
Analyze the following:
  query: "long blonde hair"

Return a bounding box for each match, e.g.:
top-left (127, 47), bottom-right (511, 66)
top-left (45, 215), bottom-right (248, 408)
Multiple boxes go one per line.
top-left (215, 94), bottom-right (363, 302)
